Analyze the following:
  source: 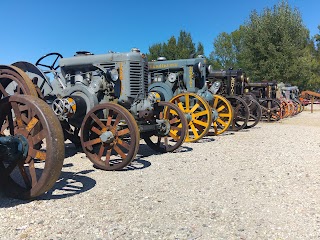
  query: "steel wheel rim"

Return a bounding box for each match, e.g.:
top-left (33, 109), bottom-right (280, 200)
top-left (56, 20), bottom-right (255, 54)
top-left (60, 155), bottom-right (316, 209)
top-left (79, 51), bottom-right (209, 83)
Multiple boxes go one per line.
top-left (0, 95), bottom-right (64, 199)
top-left (226, 96), bottom-right (250, 131)
top-left (0, 65), bottom-right (38, 99)
top-left (142, 101), bottom-right (187, 153)
top-left (244, 96), bottom-right (262, 129)
top-left (261, 99), bottom-right (281, 122)
top-left (81, 103), bottom-right (140, 171)
top-left (170, 93), bottom-right (212, 142)
top-left (210, 94), bottom-right (233, 135)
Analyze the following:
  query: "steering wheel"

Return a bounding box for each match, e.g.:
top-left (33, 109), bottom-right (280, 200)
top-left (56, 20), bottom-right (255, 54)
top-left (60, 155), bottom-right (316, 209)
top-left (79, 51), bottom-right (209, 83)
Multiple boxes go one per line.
top-left (35, 52), bottom-right (63, 74)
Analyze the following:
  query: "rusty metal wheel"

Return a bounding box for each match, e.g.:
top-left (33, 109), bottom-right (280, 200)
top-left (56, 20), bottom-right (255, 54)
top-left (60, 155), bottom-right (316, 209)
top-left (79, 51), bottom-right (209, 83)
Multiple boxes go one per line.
top-left (260, 99), bottom-right (281, 122)
top-left (0, 65), bottom-right (38, 99)
top-left (142, 101), bottom-right (187, 153)
top-left (0, 95), bottom-right (64, 199)
top-left (81, 103), bottom-right (140, 171)
top-left (226, 96), bottom-right (250, 131)
top-left (170, 93), bottom-right (212, 142)
top-left (243, 95), bottom-right (262, 129)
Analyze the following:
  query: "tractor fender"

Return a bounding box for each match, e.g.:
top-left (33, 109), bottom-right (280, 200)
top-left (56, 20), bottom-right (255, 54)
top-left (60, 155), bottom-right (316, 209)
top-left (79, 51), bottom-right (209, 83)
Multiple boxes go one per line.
top-left (148, 83), bottom-right (174, 102)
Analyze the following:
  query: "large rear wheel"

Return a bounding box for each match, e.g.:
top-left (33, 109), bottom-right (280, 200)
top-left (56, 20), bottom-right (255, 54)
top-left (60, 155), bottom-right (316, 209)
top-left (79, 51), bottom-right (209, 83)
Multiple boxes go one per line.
top-left (0, 95), bottom-right (64, 199)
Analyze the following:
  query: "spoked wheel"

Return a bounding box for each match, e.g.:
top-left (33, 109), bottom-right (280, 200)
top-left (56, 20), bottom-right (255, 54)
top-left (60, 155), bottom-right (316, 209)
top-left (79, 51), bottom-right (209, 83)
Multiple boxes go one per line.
top-left (0, 65), bottom-right (38, 99)
top-left (209, 94), bottom-right (233, 135)
top-left (142, 101), bottom-right (187, 153)
top-left (0, 95), bottom-right (64, 199)
top-left (278, 99), bottom-right (288, 118)
top-left (243, 95), bottom-right (262, 129)
top-left (294, 100), bottom-right (303, 113)
top-left (260, 99), bottom-right (281, 122)
top-left (226, 96), bottom-right (250, 131)
top-left (170, 93), bottom-right (212, 142)
top-left (81, 103), bottom-right (140, 171)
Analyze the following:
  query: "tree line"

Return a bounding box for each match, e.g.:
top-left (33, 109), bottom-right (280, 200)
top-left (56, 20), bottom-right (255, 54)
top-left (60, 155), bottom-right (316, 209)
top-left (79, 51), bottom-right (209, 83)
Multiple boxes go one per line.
top-left (147, 1), bottom-right (320, 91)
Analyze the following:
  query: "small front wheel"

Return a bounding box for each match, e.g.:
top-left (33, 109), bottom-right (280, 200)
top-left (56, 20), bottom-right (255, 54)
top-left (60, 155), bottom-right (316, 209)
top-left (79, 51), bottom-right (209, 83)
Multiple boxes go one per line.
top-left (142, 101), bottom-right (187, 153)
top-left (81, 103), bottom-right (140, 171)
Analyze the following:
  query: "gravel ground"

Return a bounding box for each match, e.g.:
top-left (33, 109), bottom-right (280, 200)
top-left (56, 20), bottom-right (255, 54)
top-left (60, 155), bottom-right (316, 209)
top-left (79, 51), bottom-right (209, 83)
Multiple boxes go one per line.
top-left (1, 105), bottom-right (320, 240)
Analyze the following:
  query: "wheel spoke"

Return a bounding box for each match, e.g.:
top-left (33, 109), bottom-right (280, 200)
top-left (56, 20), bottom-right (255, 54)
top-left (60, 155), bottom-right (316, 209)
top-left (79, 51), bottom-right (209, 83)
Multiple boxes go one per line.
top-left (213, 97), bottom-right (219, 108)
top-left (18, 163), bottom-right (32, 189)
top-left (91, 126), bottom-right (102, 135)
top-left (83, 138), bottom-right (102, 148)
top-left (193, 119), bottom-right (208, 127)
top-left (216, 105), bottom-right (226, 112)
top-left (104, 149), bottom-right (112, 167)
top-left (90, 113), bottom-right (106, 130)
top-left (25, 116), bottom-right (39, 133)
top-left (113, 114), bottom-right (121, 127)
top-left (118, 128), bottom-right (130, 136)
top-left (29, 149), bottom-right (47, 161)
top-left (32, 129), bottom-right (46, 145)
top-left (218, 113), bottom-right (231, 118)
top-left (169, 131), bottom-right (179, 141)
top-left (217, 118), bottom-right (228, 126)
top-left (193, 110), bottom-right (208, 118)
top-left (98, 145), bottom-right (105, 159)
top-left (169, 117), bottom-right (181, 124)
top-left (190, 103), bottom-right (200, 113)
top-left (28, 160), bottom-right (38, 187)
top-left (117, 138), bottom-right (130, 150)
top-left (113, 144), bottom-right (127, 160)
top-left (177, 102), bottom-right (185, 112)
top-left (189, 122), bottom-right (199, 139)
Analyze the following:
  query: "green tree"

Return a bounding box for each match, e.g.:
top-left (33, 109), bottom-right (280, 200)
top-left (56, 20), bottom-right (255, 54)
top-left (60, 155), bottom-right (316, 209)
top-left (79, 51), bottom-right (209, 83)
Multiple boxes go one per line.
top-left (210, 0), bottom-right (319, 90)
top-left (209, 27), bottom-right (245, 69)
top-left (241, 1), bottom-right (311, 88)
top-left (147, 30), bottom-right (203, 60)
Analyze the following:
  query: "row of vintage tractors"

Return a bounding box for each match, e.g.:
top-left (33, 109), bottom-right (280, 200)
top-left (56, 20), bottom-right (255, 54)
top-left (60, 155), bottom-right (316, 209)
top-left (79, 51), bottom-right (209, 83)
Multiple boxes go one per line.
top-left (244, 81), bottom-right (304, 121)
top-left (0, 51), bottom-right (303, 199)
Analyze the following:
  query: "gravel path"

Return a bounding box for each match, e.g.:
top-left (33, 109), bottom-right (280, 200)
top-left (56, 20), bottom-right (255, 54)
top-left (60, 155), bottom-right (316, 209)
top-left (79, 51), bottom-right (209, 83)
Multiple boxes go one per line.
top-left (1, 105), bottom-right (320, 240)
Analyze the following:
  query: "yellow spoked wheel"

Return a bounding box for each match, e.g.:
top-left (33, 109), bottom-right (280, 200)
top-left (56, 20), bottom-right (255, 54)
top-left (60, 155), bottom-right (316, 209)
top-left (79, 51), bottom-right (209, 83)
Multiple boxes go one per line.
top-left (209, 94), bottom-right (233, 135)
top-left (170, 93), bottom-right (212, 143)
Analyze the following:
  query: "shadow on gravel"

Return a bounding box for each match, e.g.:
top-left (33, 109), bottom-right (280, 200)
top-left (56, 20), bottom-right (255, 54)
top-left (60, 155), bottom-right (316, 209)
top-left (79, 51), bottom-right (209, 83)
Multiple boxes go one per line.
top-left (0, 164), bottom-right (97, 207)
top-left (137, 143), bottom-right (193, 158)
top-left (39, 166), bottom-right (97, 200)
top-left (65, 143), bottom-right (83, 158)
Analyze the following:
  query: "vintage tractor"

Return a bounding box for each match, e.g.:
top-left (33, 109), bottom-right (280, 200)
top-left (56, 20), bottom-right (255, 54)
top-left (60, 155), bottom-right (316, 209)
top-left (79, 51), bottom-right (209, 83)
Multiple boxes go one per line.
top-left (245, 81), bottom-right (282, 122)
top-left (9, 49), bottom-right (187, 171)
top-left (148, 56), bottom-right (233, 141)
top-left (0, 67), bottom-right (64, 199)
top-left (207, 69), bottom-right (261, 130)
top-left (277, 84), bottom-right (303, 115)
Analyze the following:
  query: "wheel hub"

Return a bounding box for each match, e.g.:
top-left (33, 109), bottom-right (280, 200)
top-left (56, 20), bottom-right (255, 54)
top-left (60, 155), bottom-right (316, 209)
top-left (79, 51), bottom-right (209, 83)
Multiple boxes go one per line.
top-left (156, 119), bottom-right (171, 136)
top-left (100, 130), bottom-right (115, 143)
top-left (211, 108), bottom-right (219, 122)
top-left (185, 113), bottom-right (192, 123)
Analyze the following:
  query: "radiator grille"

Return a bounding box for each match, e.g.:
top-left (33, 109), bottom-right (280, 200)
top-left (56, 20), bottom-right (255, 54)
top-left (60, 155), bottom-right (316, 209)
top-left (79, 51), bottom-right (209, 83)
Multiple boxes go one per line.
top-left (129, 61), bottom-right (148, 97)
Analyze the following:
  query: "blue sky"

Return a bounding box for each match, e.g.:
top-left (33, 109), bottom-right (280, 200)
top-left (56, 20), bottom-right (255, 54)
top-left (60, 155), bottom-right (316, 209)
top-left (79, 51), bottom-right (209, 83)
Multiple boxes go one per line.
top-left (0, 0), bottom-right (319, 64)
